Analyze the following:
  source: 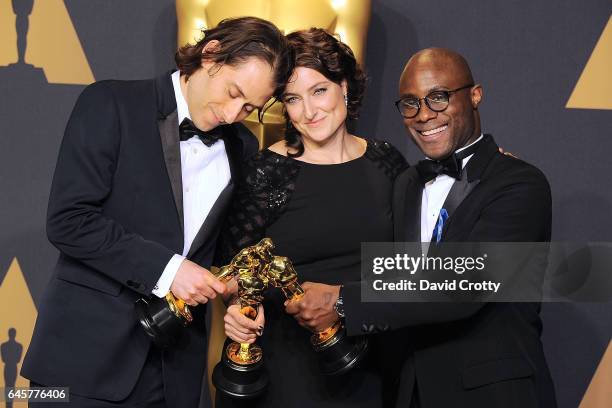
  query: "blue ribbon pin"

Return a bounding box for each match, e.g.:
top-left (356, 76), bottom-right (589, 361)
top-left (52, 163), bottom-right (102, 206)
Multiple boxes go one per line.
top-left (434, 208), bottom-right (449, 244)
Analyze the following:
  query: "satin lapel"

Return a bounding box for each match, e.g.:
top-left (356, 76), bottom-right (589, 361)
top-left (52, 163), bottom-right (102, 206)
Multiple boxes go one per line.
top-left (438, 173), bottom-right (480, 240)
top-left (396, 167), bottom-right (423, 243)
top-left (158, 110), bottom-right (183, 229)
top-left (438, 134), bottom-right (498, 240)
top-left (220, 124), bottom-right (243, 179)
top-left (186, 125), bottom-right (241, 258)
top-left (186, 181), bottom-right (234, 258)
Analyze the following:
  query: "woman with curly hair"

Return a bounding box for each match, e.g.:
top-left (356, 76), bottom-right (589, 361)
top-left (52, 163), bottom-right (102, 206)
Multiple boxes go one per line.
top-left (217, 28), bottom-right (407, 407)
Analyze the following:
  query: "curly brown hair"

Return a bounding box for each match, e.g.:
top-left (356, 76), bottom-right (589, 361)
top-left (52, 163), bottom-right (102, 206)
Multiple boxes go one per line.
top-left (175, 17), bottom-right (293, 107)
top-left (283, 28), bottom-right (367, 157)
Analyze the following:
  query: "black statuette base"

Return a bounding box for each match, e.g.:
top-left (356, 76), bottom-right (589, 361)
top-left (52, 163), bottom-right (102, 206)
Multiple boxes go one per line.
top-left (212, 339), bottom-right (269, 399)
top-left (135, 297), bottom-right (183, 347)
top-left (317, 328), bottom-right (369, 376)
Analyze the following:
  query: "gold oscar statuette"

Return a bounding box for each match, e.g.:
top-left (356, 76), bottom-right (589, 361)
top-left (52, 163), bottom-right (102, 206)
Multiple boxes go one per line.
top-left (264, 256), bottom-right (368, 375)
top-left (135, 266), bottom-right (235, 347)
top-left (212, 238), bottom-right (276, 399)
top-left (213, 237), bottom-right (368, 401)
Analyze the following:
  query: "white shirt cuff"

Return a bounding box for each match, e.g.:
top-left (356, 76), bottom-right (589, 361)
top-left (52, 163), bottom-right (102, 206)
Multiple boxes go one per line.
top-left (152, 254), bottom-right (185, 298)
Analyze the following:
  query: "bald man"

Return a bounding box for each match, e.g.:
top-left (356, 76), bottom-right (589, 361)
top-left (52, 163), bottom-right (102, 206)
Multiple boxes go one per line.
top-left (341, 48), bottom-right (557, 407)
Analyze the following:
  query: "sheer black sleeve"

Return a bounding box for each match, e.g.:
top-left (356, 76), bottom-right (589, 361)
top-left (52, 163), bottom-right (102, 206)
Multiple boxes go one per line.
top-left (215, 150), bottom-right (302, 265)
top-left (365, 139), bottom-right (410, 180)
top-left (215, 140), bottom-right (406, 265)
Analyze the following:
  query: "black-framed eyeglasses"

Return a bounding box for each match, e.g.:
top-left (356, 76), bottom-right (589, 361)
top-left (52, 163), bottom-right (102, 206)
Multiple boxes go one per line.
top-left (394, 84), bottom-right (474, 118)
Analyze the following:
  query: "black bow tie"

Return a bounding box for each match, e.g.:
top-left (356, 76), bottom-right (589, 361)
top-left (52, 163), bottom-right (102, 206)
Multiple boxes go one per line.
top-left (415, 139), bottom-right (482, 183)
top-left (179, 118), bottom-right (221, 146)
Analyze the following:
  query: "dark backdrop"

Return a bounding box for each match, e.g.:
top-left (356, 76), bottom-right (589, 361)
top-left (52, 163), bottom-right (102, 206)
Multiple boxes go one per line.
top-left (1, 1), bottom-right (610, 407)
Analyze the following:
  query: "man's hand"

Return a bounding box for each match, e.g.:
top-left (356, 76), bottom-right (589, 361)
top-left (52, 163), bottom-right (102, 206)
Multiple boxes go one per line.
top-left (221, 276), bottom-right (239, 305)
top-left (170, 259), bottom-right (227, 306)
top-left (498, 146), bottom-right (517, 158)
top-left (224, 304), bottom-right (265, 344)
top-left (284, 282), bottom-right (340, 332)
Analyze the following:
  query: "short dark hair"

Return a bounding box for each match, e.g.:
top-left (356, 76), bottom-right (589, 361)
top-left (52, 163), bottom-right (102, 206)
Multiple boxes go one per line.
top-left (175, 17), bottom-right (293, 102)
top-left (283, 28), bottom-right (367, 157)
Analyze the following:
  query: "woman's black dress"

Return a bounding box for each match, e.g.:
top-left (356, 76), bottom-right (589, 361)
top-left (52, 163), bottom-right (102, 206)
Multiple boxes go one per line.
top-left (216, 139), bottom-right (407, 408)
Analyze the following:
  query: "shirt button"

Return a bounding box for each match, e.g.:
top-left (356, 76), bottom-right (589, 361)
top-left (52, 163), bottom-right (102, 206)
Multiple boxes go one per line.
top-left (192, 147), bottom-right (198, 154)
top-left (185, 187), bottom-right (190, 193)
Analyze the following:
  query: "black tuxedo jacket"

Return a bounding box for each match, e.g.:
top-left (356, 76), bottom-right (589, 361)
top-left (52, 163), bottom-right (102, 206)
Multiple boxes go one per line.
top-left (21, 72), bottom-right (258, 406)
top-left (344, 135), bottom-right (557, 407)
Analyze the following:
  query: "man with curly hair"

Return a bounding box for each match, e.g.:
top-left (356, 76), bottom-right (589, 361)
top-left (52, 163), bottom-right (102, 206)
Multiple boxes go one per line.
top-left (22, 17), bottom-right (292, 408)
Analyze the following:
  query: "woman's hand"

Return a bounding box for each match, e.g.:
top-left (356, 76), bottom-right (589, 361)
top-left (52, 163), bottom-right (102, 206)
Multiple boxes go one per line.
top-left (223, 303), bottom-right (265, 344)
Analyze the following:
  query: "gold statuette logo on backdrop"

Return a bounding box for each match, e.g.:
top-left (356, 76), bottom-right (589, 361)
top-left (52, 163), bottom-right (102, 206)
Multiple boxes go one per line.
top-left (0, 0), bottom-right (94, 84)
top-left (566, 15), bottom-right (612, 110)
top-left (0, 258), bottom-right (37, 394)
top-left (578, 340), bottom-right (612, 408)
top-left (176, 0), bottom-right (372, 147)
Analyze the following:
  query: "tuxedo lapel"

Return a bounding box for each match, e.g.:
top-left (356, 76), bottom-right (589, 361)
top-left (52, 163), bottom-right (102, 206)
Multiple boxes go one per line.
top-left (439, 134), bottom-right (499, 240)
top-left (395, 167), bottom-right (423, 242)
top-left (155, 72), bottom-right (183, 230)
top-left (220, 124), bottom-right (244, 178)
top-left (185, 125), bottom-right (242, 258)
top-left (186, 181), bottom-right (234, 258)
top-left (437, 172), bottom-right (479, 240)
top-left (158, 110), bottom-right (183, 229)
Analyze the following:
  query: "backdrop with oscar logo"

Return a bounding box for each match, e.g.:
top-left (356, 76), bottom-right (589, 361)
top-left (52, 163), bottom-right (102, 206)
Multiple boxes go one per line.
top-left (0, 1), bottom-right (610, 407)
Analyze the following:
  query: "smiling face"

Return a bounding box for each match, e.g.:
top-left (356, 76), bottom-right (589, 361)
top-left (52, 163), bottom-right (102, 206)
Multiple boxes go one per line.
top-left (398, 50), bottom-right (482, 160)
top-left (282, 67), bottom-right (348, 145)
top-left (183, 56), bottom-right (275, 131)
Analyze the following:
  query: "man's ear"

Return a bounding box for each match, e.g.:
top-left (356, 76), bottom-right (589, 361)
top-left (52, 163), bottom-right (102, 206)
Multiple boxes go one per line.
top-left (471, 84), bottom-right (483, 108)
top-left (202, 39), bottom-right (221, 56)
top-left (201, 40), bottom-right (222, 74)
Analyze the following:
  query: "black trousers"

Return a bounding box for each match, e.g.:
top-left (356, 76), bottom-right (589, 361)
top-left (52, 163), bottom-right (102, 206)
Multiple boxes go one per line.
top-left (29, 346), bottom-right (166, 408)
top-left (409, 383), bottom-right (420, 408)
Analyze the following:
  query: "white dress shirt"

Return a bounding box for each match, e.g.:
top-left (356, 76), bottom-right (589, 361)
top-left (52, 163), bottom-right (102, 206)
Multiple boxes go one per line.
top-left (420, 135), bottom-right (483, 244)
top-left (152, 71), bottom-right (231, 297)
